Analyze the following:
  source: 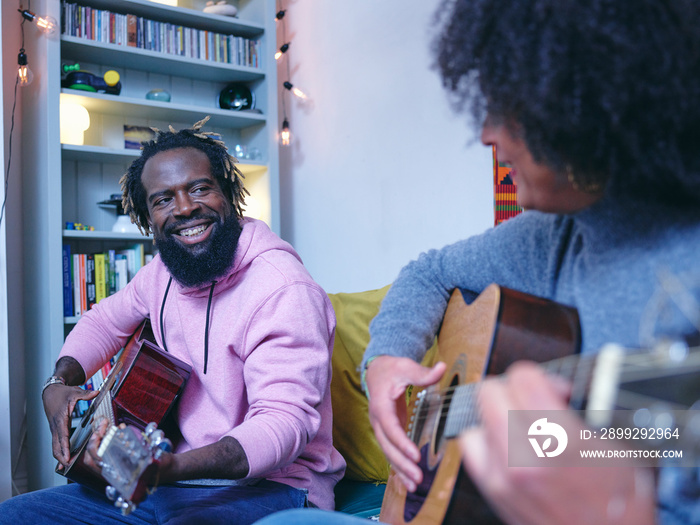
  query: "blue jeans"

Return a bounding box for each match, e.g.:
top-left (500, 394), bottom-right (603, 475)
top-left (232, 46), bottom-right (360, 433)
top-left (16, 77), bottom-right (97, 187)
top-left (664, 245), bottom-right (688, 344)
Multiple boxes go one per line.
top-left (0, 480), bottom-right (306, 524)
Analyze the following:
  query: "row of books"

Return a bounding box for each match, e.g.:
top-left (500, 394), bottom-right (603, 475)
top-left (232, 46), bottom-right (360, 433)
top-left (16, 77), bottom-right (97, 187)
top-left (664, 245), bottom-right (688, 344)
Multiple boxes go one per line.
top-left (61, 2), bottom-right (262, 68)
top-left (62, 244), bottom-right (152, 318)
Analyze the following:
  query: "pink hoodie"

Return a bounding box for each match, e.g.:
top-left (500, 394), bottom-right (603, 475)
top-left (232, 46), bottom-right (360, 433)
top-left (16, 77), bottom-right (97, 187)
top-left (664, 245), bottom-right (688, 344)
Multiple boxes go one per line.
top-left (60, 218), bottom-right (346, 509)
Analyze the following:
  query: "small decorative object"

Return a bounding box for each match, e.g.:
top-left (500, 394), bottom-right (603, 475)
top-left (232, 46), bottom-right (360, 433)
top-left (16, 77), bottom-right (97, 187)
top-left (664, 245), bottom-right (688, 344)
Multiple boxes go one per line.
top-left (203, 1), bottom-right (238, 17)
top-left (493, 145), bottom-right (522, 226)
top-left (65, 222), bottom-right (95, 231)
top-left (124, 125), bottom-right (156, 150)
top-left (146, 89), bottom-right (171, 102)
top-left (98, 194), bottom-right (141, 234)
top-left (219, 83), bottom-right (254, 111)
top-left (61, 63), bottom-right (121, 95)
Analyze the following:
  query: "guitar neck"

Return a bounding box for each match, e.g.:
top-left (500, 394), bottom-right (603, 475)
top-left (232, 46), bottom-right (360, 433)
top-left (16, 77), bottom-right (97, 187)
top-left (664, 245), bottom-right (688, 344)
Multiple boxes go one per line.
top-left (439, 343), bottom-right (700, 440)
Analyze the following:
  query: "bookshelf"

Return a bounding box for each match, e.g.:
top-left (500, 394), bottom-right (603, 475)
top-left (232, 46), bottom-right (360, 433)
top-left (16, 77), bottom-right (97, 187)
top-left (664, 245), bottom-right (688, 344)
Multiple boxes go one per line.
top-left (22, 0), bottom-right (280, 490)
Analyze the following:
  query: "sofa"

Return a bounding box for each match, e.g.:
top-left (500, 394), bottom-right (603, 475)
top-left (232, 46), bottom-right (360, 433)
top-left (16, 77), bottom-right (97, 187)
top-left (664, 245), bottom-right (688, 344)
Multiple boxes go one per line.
top-left (326, 285), bottom-right (439, 519)
top-left (327, 286), bottom-right (391, 519)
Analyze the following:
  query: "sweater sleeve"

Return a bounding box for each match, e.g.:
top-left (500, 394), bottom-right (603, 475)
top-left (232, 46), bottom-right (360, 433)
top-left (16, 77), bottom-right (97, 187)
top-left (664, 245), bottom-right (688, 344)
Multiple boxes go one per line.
top-left (227, 282), bottom-right (336, 478)
top-left (363, 211), bottom-right (569, 369)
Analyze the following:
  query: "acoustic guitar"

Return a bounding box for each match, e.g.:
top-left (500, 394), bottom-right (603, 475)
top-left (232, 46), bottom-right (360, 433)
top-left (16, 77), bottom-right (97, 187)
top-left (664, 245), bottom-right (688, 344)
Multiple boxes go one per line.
top-left (58, 319), bottom-right (191, 512)
top-left (379, 284), bottom-right (700, 525)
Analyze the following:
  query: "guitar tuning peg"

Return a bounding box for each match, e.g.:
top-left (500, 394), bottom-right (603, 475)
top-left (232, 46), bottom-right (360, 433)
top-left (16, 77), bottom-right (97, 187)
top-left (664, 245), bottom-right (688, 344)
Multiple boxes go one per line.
top-left (105, 485), bottom-right (118, 501)
top-left (144, 422), bottom-right (158, 436)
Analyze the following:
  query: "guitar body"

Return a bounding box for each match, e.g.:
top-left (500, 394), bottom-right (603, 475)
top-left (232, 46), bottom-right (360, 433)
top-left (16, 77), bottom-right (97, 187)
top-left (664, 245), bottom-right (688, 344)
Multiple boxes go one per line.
top-left (379, 284), bottom-right (581, 525)
top-left (59, 320), bottom-right (191, 492)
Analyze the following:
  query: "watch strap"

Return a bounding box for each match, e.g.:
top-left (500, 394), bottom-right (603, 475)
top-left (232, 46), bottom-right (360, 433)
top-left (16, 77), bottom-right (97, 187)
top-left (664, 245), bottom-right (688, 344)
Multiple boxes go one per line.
top-left (42, 375), bottom-right (66, 395)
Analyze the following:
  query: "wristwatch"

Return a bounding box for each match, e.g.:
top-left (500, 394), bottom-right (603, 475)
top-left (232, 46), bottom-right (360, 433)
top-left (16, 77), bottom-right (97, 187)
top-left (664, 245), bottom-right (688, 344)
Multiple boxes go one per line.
top-left (41, 375), bottom-right (66, 395)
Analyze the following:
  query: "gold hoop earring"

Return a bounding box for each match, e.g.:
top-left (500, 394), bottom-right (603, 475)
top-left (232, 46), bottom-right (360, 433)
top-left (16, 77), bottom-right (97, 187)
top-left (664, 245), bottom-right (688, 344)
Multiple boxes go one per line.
top-left (566, 164), bottom-right (602, 193)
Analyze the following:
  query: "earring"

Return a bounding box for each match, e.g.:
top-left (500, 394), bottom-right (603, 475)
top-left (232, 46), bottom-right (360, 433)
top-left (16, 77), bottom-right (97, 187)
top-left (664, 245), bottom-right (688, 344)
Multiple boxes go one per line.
top-left (566, 164), bottom-right (602, 193)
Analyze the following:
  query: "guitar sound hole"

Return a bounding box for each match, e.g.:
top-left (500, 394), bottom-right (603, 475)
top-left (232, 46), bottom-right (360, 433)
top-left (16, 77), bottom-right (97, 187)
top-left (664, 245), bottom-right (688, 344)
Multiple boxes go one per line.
top-left (404, 374), bottom-right (461, 523)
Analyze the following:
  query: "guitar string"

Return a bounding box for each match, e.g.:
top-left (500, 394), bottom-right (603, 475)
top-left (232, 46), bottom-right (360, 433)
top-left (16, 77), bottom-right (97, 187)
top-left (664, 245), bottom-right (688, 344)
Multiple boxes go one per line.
top-left (406, 348), bottom-right (700, 429)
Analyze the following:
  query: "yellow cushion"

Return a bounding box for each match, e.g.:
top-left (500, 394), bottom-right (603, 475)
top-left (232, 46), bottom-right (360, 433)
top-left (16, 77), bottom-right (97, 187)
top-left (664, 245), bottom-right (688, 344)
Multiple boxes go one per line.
top-left (328, 286), bottom-right (392, 483)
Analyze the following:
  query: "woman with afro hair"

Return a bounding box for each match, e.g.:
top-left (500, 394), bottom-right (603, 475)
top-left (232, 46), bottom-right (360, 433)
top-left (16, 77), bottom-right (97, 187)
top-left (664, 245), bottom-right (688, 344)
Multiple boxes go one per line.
top-left (260, 0), bottom-right (700, 524)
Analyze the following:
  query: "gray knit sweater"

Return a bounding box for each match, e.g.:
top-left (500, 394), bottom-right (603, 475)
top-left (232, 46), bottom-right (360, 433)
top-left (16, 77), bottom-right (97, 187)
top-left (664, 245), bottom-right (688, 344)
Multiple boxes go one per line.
top-left (364, 193), bottom-right (700, 524)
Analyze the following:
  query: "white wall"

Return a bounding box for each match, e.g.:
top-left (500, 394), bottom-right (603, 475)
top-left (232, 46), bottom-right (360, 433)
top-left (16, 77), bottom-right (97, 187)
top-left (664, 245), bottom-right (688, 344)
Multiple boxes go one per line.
top-left (1, 1), bottom-right (29, 499)
top-left (277, 0), bottom-right (494, 294)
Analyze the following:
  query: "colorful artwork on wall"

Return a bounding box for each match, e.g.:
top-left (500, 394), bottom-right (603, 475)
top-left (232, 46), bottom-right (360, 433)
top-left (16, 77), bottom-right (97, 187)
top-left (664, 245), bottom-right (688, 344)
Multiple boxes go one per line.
top-left (493, 145), bottom-right (522, 225)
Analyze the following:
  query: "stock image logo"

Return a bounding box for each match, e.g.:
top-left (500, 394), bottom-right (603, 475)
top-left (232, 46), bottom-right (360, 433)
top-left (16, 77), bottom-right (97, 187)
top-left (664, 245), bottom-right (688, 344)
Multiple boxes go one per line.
top-left (527, 417), bottom-right (568, 458)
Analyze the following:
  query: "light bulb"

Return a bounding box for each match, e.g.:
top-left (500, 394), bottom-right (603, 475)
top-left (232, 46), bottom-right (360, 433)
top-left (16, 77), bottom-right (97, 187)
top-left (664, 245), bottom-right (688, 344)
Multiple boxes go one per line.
top-left (275, 43), bottom-right (290, 61)
top-left (17, 49), bottom-right (33, 87)
top-left (283, 81), bottom-right (308, 101)
top-left (280, 119), bottom-right (291, 146)
top-left (60, 97), bottom-right (91, 145)
top-left (19, 9), bottom-right (57, 34)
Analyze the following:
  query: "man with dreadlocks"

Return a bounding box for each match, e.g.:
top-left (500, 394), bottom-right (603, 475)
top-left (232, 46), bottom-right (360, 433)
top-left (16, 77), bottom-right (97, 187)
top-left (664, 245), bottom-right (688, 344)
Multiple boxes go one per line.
top-left (0, 117), bottom-right (345, 524)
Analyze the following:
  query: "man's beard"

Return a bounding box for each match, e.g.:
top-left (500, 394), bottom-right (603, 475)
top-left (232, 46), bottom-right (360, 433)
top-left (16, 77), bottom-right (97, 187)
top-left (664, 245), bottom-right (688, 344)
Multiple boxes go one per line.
top-left (155, 213), bottom-right (243, 288)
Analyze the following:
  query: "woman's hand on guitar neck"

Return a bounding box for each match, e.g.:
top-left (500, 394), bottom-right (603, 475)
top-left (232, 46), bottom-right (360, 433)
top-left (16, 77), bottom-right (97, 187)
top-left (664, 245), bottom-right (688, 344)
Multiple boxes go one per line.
top-left (459, 361), bottom-right (656, 525)
top-left (366, 355), bottom-right (447, 492)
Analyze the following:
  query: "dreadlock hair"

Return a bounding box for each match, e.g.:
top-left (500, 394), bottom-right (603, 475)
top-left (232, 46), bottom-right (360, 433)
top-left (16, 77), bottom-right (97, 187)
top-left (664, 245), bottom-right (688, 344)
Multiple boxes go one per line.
top-left (432, 0), bottom-right (700, 205)
top-left (119, 116), bottom-right (248, 235)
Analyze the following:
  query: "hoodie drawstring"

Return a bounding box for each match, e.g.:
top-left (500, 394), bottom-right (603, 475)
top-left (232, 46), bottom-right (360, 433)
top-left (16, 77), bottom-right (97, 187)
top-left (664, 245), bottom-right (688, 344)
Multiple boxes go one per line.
top-left (203, 280), bottom-right (216, 374)
top-left (159, 276), bottom-right (216, 375)
top-left (159, 276), bottom-right (173, 354)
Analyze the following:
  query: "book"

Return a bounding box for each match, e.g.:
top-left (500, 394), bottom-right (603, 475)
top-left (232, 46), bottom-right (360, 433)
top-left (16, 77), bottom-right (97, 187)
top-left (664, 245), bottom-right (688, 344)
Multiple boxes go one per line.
top-left (78, 254), bottom-right (87, 315)
top-left (85, 254), bottom-right (96, 310)
top-left (63, 245), bottom-right (73, 317)
top-left (115, 255), bottom-right (128, 291)
top-left (108, 249), bottom-right (117, 296)
top-left (72, 254), bottom-right (81, 317)
top-left (95, 253), bottom-right (107, 304)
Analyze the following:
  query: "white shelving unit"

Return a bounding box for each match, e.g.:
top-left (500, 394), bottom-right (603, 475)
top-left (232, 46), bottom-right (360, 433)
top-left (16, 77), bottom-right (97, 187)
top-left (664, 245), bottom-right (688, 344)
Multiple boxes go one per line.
top-left (22, 0), bottom-right (279, 491)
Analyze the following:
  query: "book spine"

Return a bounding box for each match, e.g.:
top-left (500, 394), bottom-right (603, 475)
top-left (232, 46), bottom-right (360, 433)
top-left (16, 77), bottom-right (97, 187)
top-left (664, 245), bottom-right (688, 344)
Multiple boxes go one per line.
top-left (63, 245), bottom-right (73, 318)
top-left (95, 253), bottom-right (107, 304)
top-left (85, 254), bottom-right (96, 311)
top-left (73, 254), bottom-right (81, 317)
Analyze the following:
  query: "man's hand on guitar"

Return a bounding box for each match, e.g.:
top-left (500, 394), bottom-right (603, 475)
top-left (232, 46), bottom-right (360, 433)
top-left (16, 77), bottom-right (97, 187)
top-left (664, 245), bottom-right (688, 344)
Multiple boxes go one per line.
top-left (366, 355), bottom-right (446, 492)
top-left (459, 362), bottom-right (656, 525)
top-left (43, 381), bottom-right (98, 469)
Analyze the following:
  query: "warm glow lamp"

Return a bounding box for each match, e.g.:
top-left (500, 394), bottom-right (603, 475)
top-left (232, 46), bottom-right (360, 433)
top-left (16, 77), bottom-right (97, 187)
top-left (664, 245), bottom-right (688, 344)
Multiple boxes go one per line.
top-left (280, 119), bottom-right (291, 146)
top-left (17, 49), bottom-right (33, 87)
top-left (18, 9), bottom-right (57, 34)
top-left (275, 43), bottom-right (290, 61)
top-left (60, 99), bottom-right (91, 145)
top-left (283, 81), bottom-right (308, 101)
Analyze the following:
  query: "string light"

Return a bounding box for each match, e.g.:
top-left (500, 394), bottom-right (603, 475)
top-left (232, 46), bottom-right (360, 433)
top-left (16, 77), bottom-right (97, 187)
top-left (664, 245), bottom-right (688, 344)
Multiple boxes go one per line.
top-left (283, 81), bottom-right (308, 101)
top-left (18, 8), bottom-right (57, 34)
top-left (280, 119), bottom-right (291, 147)
top-left (275, 42), bottom-right (290, 61)
top-left (17, 48), bottom-right (33, 86)
top-left (277, 1), bottom-right (311, 146)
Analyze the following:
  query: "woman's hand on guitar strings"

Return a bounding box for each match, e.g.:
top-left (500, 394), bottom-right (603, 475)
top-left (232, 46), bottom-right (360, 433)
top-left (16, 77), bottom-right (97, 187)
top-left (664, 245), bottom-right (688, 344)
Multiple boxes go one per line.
top-left (459, 361), bottom-right (655, 525)
top-left (43, 383), bottom-right (99, 468)
top-left (366, 355), bottom-right (447, 492)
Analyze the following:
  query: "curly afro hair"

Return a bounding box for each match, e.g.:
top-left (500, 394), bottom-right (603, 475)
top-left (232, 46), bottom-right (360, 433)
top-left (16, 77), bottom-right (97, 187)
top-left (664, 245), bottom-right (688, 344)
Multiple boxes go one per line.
top-left (433, 0), bottom-right (700, 204)
top-left (119, 116), bottom-right (248, 235)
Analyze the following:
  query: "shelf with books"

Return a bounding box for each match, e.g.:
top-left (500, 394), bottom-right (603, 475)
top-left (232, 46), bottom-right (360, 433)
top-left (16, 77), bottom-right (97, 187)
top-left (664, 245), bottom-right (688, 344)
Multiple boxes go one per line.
top-left (61, 36), bottom-right (265, 83)
top-left (65, 0), bottom-right (266, 38)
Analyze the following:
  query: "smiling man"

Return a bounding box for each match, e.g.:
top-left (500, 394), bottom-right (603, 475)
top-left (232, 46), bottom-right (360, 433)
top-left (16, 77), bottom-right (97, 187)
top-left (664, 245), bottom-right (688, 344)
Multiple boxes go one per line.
top-left (0, 118), bottom-right (345, 524)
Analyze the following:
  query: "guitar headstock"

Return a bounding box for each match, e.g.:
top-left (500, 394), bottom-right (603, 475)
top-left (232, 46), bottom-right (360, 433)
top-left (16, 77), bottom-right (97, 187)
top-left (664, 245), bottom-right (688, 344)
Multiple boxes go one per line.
top-left (97, 422), bottom-right (172, 515)
top-left (576, 341), bottom-right (700, 462)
